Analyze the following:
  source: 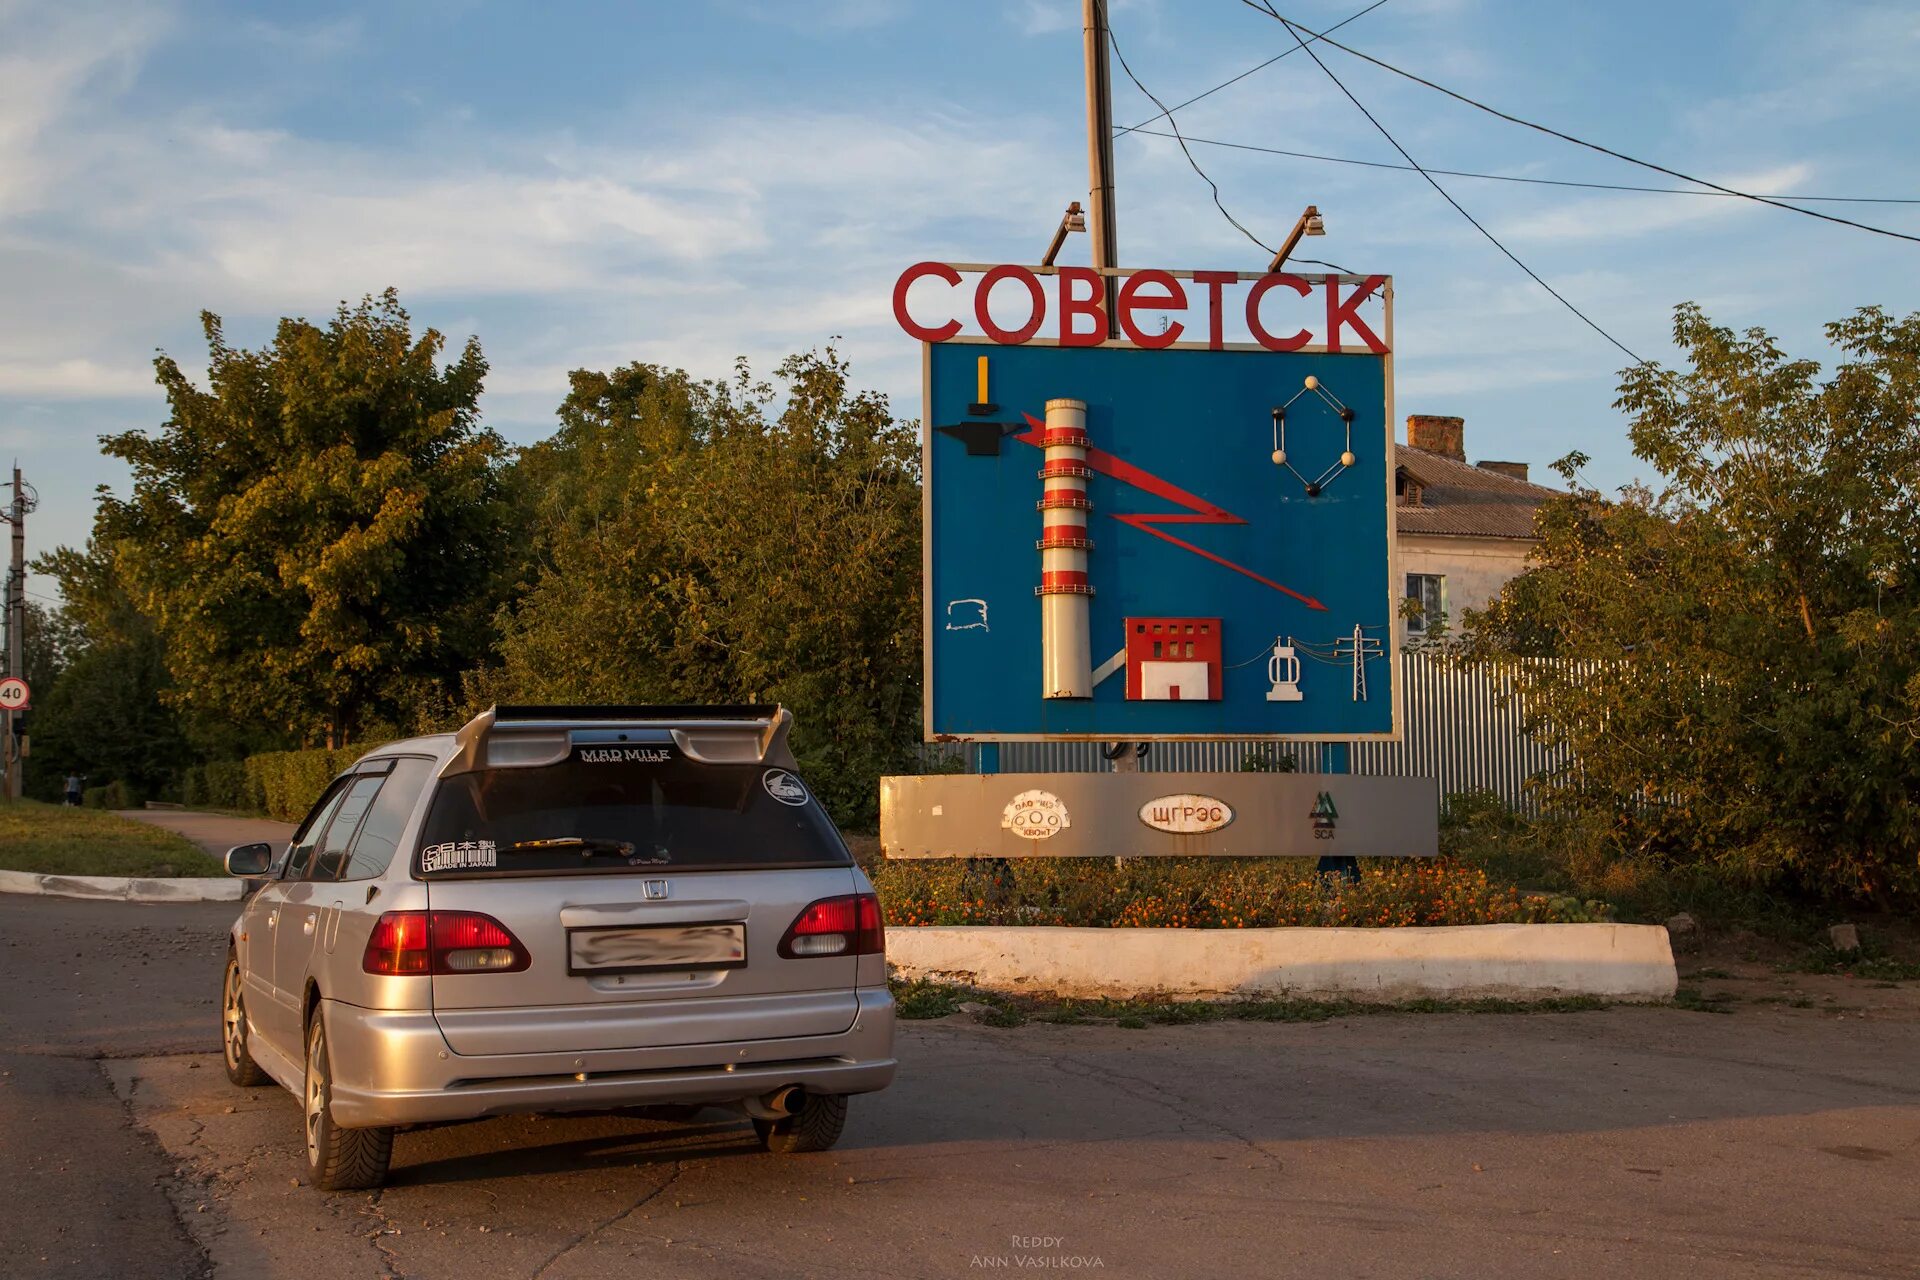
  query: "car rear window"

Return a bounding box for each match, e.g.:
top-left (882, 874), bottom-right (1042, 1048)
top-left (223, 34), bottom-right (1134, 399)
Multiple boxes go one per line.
top-left (414, 749), bottom-right (851, 876)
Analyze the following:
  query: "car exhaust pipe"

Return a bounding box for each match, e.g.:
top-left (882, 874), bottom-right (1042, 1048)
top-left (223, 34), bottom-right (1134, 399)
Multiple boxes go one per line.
top-left (738, 1086), bottom-right (803, 1120)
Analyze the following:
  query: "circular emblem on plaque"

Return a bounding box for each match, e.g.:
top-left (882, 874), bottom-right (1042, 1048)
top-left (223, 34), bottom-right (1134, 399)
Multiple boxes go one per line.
top-left (1001, 789), bottom-right (1070, 841)
top-left (1138, 794), bottom-right (1234, 834)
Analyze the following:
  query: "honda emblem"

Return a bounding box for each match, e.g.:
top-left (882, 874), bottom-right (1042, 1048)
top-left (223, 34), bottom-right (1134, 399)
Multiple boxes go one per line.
top-left (643, 879), bottom-right (669, 900)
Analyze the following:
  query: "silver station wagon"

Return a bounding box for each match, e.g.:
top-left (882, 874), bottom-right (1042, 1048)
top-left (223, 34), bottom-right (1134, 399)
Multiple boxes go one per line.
top-left (219, 705), bottom-right (896, 1190)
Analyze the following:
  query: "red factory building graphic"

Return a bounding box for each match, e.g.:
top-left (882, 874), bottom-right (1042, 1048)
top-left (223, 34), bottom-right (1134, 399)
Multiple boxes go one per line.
top-left (1124, 617), bottom-right (1223, 701)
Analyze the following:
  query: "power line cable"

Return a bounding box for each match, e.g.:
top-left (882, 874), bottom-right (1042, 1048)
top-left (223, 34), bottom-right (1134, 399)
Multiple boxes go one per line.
top-left (1239, 2), bottom-right (1920, 245)
top-left (1105, 24), bottom-right (1350, 272)
top-left (1265, 8), bottom-right (1651, 365)
top-left (1112, 0), bottom-right (1391, 139)
top-left (1124, 126), bottom-right (1920, 205)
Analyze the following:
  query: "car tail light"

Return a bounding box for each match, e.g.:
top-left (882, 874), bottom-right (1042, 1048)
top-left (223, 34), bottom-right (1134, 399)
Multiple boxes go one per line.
top-left (777, 893), bottom-right (884, 959)
top-left (363, 911), bottom-right (430, 975)
top-left (362, 911), bottom-right (530, 975)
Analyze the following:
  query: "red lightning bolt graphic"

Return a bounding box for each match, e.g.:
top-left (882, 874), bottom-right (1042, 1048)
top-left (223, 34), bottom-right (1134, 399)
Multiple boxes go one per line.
top-left (1018, 414), bottom-right (1326, 612)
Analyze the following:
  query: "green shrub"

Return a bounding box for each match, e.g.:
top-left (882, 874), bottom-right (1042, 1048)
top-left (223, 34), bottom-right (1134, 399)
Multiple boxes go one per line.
top-left (241, 743), bottom-right (392, 821)
top-left (198, 759), bottom-right (255, 811)
top-left (78, 780), bottom-right (140, 809)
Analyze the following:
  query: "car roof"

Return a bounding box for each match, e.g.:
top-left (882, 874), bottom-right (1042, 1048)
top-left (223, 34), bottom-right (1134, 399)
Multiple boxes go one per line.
top-left (352, 734), bottom-right (459, 770)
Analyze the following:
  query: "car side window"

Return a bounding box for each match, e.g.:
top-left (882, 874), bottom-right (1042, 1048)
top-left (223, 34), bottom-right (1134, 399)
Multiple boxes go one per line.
top-left (308, 775), bottom-right (385, 881)
top-left (282, 780), bottom-right (353, 880)
top-left (341, 758), bottom-right (434, 882)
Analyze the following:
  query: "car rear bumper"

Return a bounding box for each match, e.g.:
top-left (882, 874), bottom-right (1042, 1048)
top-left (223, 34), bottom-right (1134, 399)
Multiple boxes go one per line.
top-left (321, 988), bottom-right (896, 1128)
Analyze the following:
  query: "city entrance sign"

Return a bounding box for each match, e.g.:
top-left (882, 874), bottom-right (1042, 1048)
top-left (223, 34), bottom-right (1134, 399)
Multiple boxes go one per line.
top-left (892, 262), bottom-right (1389, 354)
top-left (884, 258), bottom-right (1434, 860)
top-left (919, 270), bottom-right (1398, 742)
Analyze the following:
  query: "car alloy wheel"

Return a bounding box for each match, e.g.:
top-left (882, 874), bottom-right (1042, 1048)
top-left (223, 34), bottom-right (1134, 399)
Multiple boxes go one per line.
top-left (221, 955), bottom-right (268, 1087)
top-left (305, 1027), bottom-right (327, 1165)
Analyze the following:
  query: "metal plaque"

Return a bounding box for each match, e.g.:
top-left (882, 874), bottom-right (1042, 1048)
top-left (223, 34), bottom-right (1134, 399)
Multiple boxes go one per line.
top-left (881, 771), bottom-right (1436, 859)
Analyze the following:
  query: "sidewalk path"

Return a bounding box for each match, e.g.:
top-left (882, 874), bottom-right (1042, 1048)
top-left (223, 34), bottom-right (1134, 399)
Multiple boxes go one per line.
top-left (115, 808), bottom-right (296, 858)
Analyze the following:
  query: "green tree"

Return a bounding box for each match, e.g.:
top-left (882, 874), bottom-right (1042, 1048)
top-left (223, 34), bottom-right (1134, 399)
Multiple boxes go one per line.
top-left (23, 541), bottom-right (195, 800)
top-left (1469, 303), bottom-right (1920, 903)
top-left (487, 348), bottom-right (921, 826)
top-left (95, 290), bottom-right (510, 748)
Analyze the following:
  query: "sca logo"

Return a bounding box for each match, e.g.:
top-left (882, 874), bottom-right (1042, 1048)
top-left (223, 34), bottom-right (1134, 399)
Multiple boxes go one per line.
top-left (1310, 791), bottom-right (1338, 840)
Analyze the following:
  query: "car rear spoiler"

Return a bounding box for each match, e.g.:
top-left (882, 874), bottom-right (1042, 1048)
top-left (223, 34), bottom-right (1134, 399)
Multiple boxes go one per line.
top-left (440, 704), bottom-right (797, 776)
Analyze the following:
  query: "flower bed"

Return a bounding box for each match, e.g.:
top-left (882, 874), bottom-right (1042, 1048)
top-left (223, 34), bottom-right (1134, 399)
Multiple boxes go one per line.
top-left (868, 856), bottom-right (1610, 930)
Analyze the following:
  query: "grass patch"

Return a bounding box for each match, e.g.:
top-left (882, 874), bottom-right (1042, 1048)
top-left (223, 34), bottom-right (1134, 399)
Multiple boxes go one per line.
top-left (889, 977), bottom-right (1609, 1027)
top-left (1671, 985), bottom-right (1737, 1014)
top-left (1779, 945), bottom-right (1920, 983)
top-left (0, 800), bottom-right (221, 877)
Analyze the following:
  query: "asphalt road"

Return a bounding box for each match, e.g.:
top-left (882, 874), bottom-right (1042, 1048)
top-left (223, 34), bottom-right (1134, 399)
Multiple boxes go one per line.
top-left (3, 893), bottom-right (1917, 1279)
top-left (115, 810), bottom-right (297, 859)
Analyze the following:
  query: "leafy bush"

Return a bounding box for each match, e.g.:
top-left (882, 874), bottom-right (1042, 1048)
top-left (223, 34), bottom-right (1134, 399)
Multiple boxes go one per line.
top-left (81, 780), bottom-right (140, 809)
top-left (185, 759), bottom-right (260, 812)
top-left (1468, 304), bottom-right (1920, 905)
top-left (244, 743), bottom-right (391, 821)
top-left (871, 856), bottom-right (1609, 929)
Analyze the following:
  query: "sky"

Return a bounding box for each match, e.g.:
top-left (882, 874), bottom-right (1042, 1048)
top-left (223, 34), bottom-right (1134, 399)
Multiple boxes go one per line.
top-left (4, 0), bottom-right (1919, 577)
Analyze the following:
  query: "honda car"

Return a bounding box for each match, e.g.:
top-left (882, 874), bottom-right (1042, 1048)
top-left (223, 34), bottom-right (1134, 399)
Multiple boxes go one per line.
top-left (219, 705), bottom-right (896, 1189)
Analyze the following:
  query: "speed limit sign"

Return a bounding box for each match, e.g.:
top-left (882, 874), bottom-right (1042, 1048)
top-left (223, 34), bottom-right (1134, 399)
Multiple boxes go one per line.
top-left (0, 678), bottom-right (29, 711)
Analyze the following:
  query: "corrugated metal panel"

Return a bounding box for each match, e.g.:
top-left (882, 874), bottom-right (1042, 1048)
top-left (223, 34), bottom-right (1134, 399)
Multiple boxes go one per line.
top-left (955, 653), bottom-right (1571, 811)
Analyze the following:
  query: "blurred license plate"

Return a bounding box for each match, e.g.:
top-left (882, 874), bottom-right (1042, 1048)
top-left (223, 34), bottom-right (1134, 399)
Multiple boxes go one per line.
top-left (567, 923), bottom-right (747, 974)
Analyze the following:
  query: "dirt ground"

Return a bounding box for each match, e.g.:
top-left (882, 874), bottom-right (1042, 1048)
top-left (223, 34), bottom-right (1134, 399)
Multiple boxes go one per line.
top-left (6, 893), bottom-right (1918, 1280)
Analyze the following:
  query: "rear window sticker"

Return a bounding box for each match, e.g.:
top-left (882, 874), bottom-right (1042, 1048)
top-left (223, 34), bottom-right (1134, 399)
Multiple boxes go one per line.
top-left (421, 839), bottom-right (498, 873)
top-left (762, 769), bottom-right (809, 807)
top-left (576, 746), bottom-right (675, 764)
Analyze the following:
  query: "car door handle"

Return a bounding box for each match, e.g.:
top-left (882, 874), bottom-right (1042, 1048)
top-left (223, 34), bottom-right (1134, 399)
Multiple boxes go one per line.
top-left (268, 910), bottom-right (279, 927)
top-left (302, 913), bottom-right (317, 936)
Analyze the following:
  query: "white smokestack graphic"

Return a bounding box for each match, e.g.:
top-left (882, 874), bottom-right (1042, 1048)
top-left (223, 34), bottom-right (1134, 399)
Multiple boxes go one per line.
top-left (1037, 397), bottom-right (1094, 699)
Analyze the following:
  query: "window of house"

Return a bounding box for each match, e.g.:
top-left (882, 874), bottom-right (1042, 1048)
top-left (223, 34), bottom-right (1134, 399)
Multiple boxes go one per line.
top-left (1405, 573), bottom-right (1447, 635)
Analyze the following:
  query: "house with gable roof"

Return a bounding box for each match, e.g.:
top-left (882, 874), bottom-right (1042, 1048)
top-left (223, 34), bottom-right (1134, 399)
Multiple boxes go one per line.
top-left (1395, 414), bottom-right (1560, 642)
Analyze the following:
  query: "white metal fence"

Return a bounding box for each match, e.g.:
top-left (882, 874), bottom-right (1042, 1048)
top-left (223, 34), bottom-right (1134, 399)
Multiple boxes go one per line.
top-left (963, 652), bottom-right (1566, 809)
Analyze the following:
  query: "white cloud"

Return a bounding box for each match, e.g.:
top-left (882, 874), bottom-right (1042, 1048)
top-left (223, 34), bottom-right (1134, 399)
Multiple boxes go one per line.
top-left (0, 357), bottom-right (154, 398)
top-left (1008, 0), bottom-right (1075, 36)
top-left (239, 14), bottom-right (363, 56)
top-left (1495, 165), bottom-right (1813, 245)
top-left (0, 2), bottom-right (167, 216)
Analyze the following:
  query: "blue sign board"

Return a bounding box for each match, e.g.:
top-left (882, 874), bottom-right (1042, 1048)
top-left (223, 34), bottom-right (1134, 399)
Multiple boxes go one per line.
top-left (924, 337), bottom-right (1397, 741)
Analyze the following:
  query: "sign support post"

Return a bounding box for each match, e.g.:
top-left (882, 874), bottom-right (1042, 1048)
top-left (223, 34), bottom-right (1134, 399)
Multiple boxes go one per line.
top-left (1081, 0), bottom-right (1119, 338)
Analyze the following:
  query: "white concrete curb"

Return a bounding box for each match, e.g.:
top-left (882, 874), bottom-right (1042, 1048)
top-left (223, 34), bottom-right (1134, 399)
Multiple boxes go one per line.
top-left (0, 868), bottom-right (244, 903)
top-left (887, 923), bottom-right (1677, 1003)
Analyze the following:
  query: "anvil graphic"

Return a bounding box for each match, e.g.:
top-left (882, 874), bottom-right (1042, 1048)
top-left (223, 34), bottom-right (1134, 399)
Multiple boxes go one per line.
top-left (934, 418), bottom-right (1023, 456)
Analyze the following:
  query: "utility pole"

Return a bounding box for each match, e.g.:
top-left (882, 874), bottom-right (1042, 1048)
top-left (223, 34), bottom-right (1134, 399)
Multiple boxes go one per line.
top-left (4, 467), bottom-right (25, 800)
top-left (1082, 0), bottom-right (1119, 339)
top-left (1083, 0), bottom-right (1138, 776)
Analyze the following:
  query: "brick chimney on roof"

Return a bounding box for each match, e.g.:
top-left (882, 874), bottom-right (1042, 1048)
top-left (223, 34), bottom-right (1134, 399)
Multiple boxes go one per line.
top-left (1407, 414), bottom-right (1465, 461)
top-left (1477, 460), bottom-right (1530, 482)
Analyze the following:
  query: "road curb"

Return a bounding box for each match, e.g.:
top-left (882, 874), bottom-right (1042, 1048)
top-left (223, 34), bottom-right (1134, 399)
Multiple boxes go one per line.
top-left (887, 922), bottom-right (1677, 1002)
top-left (0, 868), bottom-right (243, 903)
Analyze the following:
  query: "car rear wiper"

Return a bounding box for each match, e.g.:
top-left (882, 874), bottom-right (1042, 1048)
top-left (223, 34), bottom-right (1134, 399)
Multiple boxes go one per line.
top-left (498, 837), bottom-right (639, 859)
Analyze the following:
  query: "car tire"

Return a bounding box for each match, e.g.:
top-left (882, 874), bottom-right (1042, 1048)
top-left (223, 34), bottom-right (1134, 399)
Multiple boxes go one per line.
top-left (303, 1010), bottom-right (393, 1191)
top-left (221, 953), bottom-right (269, 1088)
top-left (753, 1093), bottom-right (847, 1154)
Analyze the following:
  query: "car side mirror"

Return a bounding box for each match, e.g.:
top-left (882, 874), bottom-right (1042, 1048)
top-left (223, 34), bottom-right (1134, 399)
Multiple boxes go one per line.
top-left (225, 843), bottom-right (273, 877)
